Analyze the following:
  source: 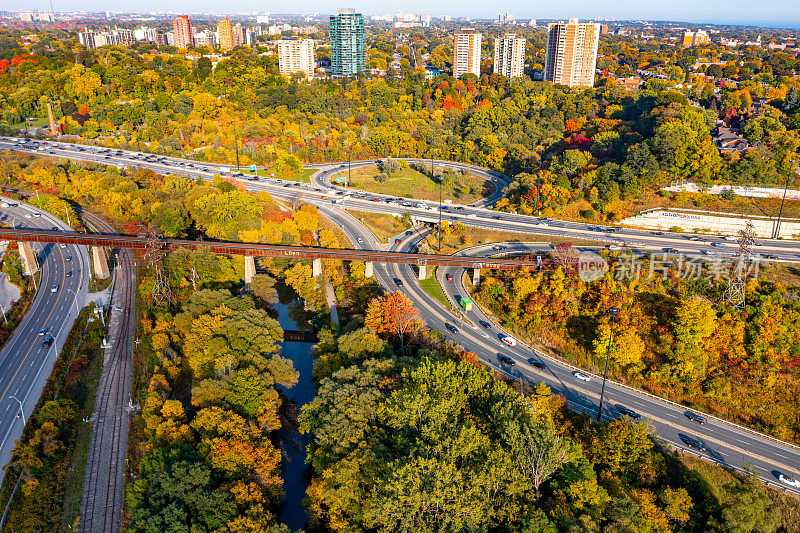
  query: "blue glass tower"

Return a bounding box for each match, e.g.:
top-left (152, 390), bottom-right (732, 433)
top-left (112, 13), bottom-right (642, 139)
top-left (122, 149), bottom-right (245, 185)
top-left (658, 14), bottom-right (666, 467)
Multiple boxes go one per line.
top-left (330, 8), bottom-right (365, 76)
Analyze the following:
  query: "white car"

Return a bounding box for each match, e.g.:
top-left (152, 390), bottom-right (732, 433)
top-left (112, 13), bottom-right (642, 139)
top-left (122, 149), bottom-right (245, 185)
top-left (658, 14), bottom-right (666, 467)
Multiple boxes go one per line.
top-left (573, 371), bottom-right (592, 382)
top-left (50, 284), bottom-right (59, 293)
top-left (608, 245), bottom-right (621, 251)
top-left (501, 336), bottom-right (517, 347)
top-left (779, 474), bottom-right (800, 488)
top-left (0, 203), bottom-right (9, 208)
top-left (32, 213), bottom-right (41, 218)
top-left (24, 214), bottom-right (32, 219)
top-left (356, 237), bottom-right (363, 244)
top-left (59, 243), bottom-right (66, 248)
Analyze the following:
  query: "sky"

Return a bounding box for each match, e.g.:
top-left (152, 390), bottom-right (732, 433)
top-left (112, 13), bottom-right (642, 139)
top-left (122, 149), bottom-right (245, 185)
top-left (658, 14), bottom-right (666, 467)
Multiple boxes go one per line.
top-left (13, 0), bottom-right (800, 28)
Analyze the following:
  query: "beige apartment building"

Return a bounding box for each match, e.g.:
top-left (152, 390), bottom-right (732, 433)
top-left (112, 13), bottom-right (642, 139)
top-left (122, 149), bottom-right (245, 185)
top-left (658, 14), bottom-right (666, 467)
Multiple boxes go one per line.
top-left (453, 28), bottom-right (482, 78)
top-left (278, 38), bottom-right (316, 79)
top-left (493, 33), bottom-right (526, 78)
top-left (218, 17), bottom-right (234, 51)
top-left (544, 18), bottom-right (601, 87)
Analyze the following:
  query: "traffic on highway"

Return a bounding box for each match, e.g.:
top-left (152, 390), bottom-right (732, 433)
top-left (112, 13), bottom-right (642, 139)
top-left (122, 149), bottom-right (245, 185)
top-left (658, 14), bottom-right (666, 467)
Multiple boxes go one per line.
top-left (3, 136), bottom-right (800, 495)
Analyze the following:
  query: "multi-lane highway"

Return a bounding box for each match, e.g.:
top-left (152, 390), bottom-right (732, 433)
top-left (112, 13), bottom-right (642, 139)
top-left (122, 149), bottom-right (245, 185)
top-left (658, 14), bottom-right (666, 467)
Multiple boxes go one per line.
top-left (3, 137), bottom-right (800, 495)
top-left (0, 199), bottom-right (89, 485)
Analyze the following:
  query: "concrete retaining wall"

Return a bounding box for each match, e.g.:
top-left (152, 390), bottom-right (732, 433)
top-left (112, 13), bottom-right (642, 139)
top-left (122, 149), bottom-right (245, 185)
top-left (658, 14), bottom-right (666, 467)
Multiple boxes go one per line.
top-left (621, 209), bottom-right (800, 238)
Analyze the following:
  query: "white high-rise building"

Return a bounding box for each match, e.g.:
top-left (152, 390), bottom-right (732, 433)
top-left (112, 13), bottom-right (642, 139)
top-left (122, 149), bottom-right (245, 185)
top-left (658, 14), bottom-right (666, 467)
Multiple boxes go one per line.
top-left (493, 33), bottom-right (526, 78)
top-left (452, 28), bottom-right (482, 78)
top-left (256, 14), bottom-right (270, 24)
top-left (278, 38), bottom-right (316, 79)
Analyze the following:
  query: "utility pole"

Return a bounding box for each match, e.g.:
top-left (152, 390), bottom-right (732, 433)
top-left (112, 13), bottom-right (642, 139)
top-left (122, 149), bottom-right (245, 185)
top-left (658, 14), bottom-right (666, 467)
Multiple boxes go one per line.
top-left (9, 396), bottom-right (24, 425)
top-left (64, 206), bottom-right (70, 227)
top-left (0, 305), bottom-right (7, 324)
top-left (233, 120), bottom-right (240, 171)
top-left (536, 146), bottom-right (544, 217)
top-left (597, 306), bottom-right (620, 423)
top-left (347, 145), bottom-right (351, 188)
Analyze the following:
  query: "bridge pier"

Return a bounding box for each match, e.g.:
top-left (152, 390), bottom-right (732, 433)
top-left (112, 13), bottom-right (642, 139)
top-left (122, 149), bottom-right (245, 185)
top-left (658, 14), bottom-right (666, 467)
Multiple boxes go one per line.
top-left (312, 257), bottom-right (322, 278)
top-left (364, 261), bottom-right (374, 278)
top-left (92, 246), bottom-right (110, 280)
top-left (17, 241), bottom-right (38, 276)
top-left (244, 256), bottom-right (256, 284)
top-left (418, 264), bottom-right (427, 280)
top-left (472, 268), bottom-right (481, 287)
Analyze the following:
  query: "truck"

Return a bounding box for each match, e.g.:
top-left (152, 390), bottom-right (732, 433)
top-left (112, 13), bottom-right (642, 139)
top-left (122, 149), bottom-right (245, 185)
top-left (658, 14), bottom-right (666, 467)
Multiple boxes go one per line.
top-left (459, 297), bottom-right (473, 311)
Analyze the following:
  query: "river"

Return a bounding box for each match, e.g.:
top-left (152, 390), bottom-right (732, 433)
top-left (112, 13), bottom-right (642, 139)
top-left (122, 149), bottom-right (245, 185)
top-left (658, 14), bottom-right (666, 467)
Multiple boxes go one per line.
top-left (274, 283), bottom-right (316, 531)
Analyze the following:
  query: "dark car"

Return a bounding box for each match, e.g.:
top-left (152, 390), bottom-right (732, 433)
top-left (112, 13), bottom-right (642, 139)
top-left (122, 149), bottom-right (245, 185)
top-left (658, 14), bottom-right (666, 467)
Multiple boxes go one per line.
top-left (394, 238), bottom-right (402, 244)
top-left (685, 412), bottom-right (708, 424)
top-left (619, 407), bottom-right (642, 420)
top-left (679, 435), bottom-right (706, 450)
top-left (651, 231), bottom-right (664, 235)
top-left (528, 358), bottom-right (546, 369)
top-left (445, 323), bottom-right (459, 334)
top-left (405, 230), bottom-right (413, 236)
top-left (65, 271), bottom-right (72, 277)
top-left (479, 320), bottom-right (492, 329)
top-left (42, 337), bottom-right (53, 348)
top-left (493, 215), bottom-right (502, 220)
top-left (394, 278), bottom-right (403, 287)
top-left (446, 273), bottom-right (454, 281)
top-left (498, 355), bottom-right (516, 366)
top-left (662, 247), bottom-right (679, 253)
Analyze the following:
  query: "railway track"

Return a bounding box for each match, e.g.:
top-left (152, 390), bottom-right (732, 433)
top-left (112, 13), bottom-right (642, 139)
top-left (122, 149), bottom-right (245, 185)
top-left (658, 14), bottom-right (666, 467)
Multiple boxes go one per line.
top-left (78, 211), bottom-right (136, 533)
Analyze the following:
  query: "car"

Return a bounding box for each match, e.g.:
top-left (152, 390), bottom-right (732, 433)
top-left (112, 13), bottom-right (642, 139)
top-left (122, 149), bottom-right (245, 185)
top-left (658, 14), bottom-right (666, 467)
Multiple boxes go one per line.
top-left (24, 214), bottom-right (32, 219)
top-left (711, 242), bottom-right (725, 248)
top-left (651, 231), bottom-right (664, 235)
top-left (394, 278), bottom-right (403, 287)
top-left (528, 358), bottom-right (546, 369)
top-left (479, 320), bottom-right (492, 329)
top-left (51, 226), bottom-right (58, 230)
top-left (405, 230), bottom-right (413, 236)
top-left (619, 407), bottom-right (642, 420)
top-left (764, 254), bottom-right (778, 260)
top-left (38, 328), bottom-right (48, 336)
top-left (724, 236), bottom-right (738, 241)
top-left (356, 237), bottom-right (363, 244)
top-left (493, 215), bottom-right (502, 220)
top-left (446, 273), bottom-right (454, 281)
top-left (573, 371), bottom-right (592, 381)
top-left (685, 412), bottom-right (708, 424)
top-left (445, 323), bottom-right (459, 334)
top-left (779, 474), bottom-right (800, 488)
top-left (662, 247), bottom-right (679, 253)
top-left (680, 435), bottom-right (706, 450)
top-left (498, 355), bottom-right (516, 366)
top-left (50, 284), bottom-right (58, 293)
top-left (501, 336), bottom-right (517, 347)
top-left (65, 271), bottom-right (72, 277)
top-left (42, 337), bottom-right (53, 348)
top-left (608, 245), bottom-right (621, 251)
top-left (394, 238), bottom-right (402, 244)
top-left (66, 256), bottom-right (72, 261)
top-left (59, 243), bottom-right (66, 248)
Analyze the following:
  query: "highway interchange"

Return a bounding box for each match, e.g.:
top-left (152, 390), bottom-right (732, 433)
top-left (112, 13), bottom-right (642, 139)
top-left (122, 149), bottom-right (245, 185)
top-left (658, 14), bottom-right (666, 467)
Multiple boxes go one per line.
top-left (0, 196), bottom-right (88, 485)
top-left (3, 136), bottom-right (800, 496)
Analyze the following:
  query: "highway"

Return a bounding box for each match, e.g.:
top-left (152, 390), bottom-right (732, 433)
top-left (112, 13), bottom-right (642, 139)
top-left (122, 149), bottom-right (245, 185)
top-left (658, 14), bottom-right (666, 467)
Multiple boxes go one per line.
top-left (3, 137), bottom-right (800, 495)
top-left (0, 198), bottom-right (89, 486)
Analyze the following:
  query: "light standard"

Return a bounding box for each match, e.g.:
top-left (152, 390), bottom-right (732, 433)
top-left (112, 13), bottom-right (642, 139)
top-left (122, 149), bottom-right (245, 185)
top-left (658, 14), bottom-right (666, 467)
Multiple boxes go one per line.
top-left (9, 396), bottom-right (24, 424)
top-left (597, 306), bottom-right (620, 423)
top-left (536, 146), bottom-right (544, 217)
top-left (774, 159), bottom-right (798, 239)
top-left (233, 120), bottom-right (240, 171)
top-left (67, 288), bottom-right (80, 313)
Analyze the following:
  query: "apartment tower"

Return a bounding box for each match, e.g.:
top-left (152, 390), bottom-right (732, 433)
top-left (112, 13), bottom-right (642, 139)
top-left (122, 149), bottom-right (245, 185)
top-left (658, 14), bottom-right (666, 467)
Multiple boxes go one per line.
top-left (330, 8), bottom-right (365, 76)
top-left (453, 28), bottom-right (482, 78)
top-left (172, 15), bottom-right (194, 49)
top-left (278, 39), bottom-right (316, 78)
top-left (493, 33), bottom-right (526, 78)
top-left (218, 17), bottom-right (234, 51)
top-left (544, 18), bottom-right (600, 88)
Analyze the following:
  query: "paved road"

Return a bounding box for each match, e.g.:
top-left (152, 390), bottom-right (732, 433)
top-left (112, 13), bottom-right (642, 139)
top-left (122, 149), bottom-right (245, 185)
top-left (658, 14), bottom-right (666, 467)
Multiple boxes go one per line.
top-left (0, 199), bottom-right (89, 485)
top-left (4, 137), bottom-right (800, 495)
top-left (79, 212), bottom-right (136, 533)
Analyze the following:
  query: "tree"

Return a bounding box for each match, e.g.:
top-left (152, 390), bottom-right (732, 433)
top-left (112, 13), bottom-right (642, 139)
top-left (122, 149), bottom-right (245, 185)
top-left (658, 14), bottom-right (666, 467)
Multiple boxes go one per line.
top-left (364, 293), bottom-right (421, 352)
top-left (506, 418), bottom-right (574, 492)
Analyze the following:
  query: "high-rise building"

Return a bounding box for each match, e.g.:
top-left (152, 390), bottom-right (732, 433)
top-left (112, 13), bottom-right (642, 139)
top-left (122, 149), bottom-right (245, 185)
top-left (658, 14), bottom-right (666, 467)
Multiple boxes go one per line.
top-left (493, 33), bottom-right (526, 78)
top-left (452, 28), bottom-right (482, 78)
top-left (193, 30), bottom-right (216, 48)
top-left (77, 28), bottom-right (134, 49)
top-left (172, 15), bottom-right (193, 49)
top-left (682, 30), bottom-right (710, 46)
top-left (278, 38), bottom-right (316, 78)
top-left (218, 17), bottom-right (234, 51)
top-left (256, 14), bottom-right (270, 24)
top-left (544, 18), bottom-right (600, 88)
top-left (330, 8), bottom-right (365, 77)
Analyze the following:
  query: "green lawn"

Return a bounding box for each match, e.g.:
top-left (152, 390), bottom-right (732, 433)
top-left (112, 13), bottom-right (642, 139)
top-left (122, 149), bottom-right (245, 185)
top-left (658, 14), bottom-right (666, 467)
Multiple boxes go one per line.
top-left (339, 164), bottom-right (492, 203)
top-left (418, 267), bottom-right (451, 309)
top-left (346, 209), bottom-right (411, 243)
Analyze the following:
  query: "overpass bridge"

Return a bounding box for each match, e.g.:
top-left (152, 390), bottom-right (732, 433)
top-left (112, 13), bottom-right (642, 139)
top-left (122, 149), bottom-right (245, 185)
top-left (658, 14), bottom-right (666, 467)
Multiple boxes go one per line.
top-left (0, 228), bottom-right (541, 282)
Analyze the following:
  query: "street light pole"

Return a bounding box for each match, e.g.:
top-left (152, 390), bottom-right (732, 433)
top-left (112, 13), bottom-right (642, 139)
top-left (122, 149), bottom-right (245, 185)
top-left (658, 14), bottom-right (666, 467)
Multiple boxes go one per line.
top-left (233, 120), bottom-right (240, 171)
top-left (9, 396), bottom-right (24, 424)
top-left (536, 146), bottom-right (544, 217)
top-left (774, 160), bottom-right (797, 239)
top-left (597, 306), bottom-right (620, 423)
top-left (347, 145), bottom-right (351, 188)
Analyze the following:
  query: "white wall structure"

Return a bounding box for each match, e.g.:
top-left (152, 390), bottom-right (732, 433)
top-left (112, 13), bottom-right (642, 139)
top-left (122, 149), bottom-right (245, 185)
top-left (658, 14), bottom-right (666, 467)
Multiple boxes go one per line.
top-left (620, 209), bottom-right (800, 239)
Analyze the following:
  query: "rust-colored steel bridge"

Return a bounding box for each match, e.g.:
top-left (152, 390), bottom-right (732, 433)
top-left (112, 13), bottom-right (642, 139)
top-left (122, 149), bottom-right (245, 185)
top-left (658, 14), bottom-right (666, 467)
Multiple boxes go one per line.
top-left (0, 228), bottom-right (539, 270)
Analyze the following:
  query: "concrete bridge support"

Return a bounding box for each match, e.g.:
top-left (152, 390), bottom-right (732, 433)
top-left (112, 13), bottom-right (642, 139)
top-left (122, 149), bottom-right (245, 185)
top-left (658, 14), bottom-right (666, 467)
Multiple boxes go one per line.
top-left (92, 246), bottom-right (110, 280)
top-left (244, 256), bottom-right (256, 284)
top-left (472, 268), bottom-right (481, 287)
top-left (418, 264), bottom-right (427, 280)
top-left (364, 261), bottom-right (374, 278)
top-left (17, 241), bottom-right (38, 276)
top-left (312, 257), bottom-right (322, 278)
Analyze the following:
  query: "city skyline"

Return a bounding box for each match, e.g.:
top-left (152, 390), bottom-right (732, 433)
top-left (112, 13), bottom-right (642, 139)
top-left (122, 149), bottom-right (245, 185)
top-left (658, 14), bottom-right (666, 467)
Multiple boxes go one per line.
top-left (8, 1), bottom-right (800, 29)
